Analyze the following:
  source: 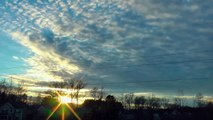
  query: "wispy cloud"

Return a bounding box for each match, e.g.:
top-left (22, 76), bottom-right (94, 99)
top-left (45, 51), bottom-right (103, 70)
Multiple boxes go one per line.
top-left (0, 0), bottom-right (213, 95)
top-left (10, 32), bottom-right (81, 82)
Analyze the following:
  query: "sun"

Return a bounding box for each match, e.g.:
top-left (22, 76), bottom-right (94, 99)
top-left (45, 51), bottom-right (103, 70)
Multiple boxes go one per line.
top-left (60, 96), bottom-right (71, 104)
top-left (47, 91), bottom-right (81, 120)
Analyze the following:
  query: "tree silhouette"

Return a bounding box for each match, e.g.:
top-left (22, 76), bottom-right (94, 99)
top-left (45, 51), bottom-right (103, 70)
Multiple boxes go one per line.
top-left (160, 98), bottom-right (170, 109)
top-left (65, 78), bottom-right (77, 102)
top-left (97, 86), bottom-right (105, 100)
top-left (174, 89), bottom-right (185, 107)
top-left (48, 78), bottom-right (86, 107)
top-left (36, 93), bottom-right (42, 105)
top-left (194, 92), bottom-right (204, 107)
top-left (90, 87), bottom-right (98, 100)
top-left (82, 95), bottom-right (123, 120)
top-left (124, 93), bottom-right (134, 109)
top-left (75, 80), bottom-right (86, 107)
top-left (90, 86), bottom-right (106, 100)
top-left (106, 95), bottom-right (116, 102)
top-left (146, 94), bottom-right (161, 109)
top-left (134, 96), bottom-right (146, 109)
top-left (0, 79), bottom-right (8, 93)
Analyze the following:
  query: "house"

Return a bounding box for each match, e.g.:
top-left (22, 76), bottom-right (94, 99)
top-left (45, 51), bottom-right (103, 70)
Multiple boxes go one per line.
top-left (0, 103), bottom-right (23, 120)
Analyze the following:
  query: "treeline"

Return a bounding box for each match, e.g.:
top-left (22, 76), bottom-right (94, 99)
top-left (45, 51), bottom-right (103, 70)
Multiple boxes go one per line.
top-left (0, 78), bottom-right (213, 120)
top-left (118, 93), bottom-right (213, 110)
top-left (0, 79), bottom-right (28, 105)
top-left (33, 93), bottom-right (124, 120)
top-left (82, 95), bottom-right (123, 120)
top-left (0, 77), bottom-right (212, 110)
top-left (42, 78), bottom-right (87, 107)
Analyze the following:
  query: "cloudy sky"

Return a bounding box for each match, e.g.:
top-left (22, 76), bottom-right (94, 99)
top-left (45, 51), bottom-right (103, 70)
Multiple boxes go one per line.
top-left (0, 0), bottom-right (213, 97)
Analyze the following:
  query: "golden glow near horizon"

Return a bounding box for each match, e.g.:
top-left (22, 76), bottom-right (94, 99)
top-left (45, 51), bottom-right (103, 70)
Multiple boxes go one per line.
top-left (9, 32), bottom-right (82, 94)
top-left (60, 96), bottom-right (72, 104)
top-left (46, 91), bottom-right (81, 120)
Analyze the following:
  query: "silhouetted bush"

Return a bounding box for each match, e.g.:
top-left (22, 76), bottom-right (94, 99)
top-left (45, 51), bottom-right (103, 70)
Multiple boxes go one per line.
top-left (82, 95), bottom-right (123, 120)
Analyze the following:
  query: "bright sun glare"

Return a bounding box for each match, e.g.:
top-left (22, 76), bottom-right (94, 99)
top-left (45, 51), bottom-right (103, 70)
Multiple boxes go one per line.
top-left (47, 91), bottom-right (81, 120)
top-left (60, 96), bottom-right (71, 104)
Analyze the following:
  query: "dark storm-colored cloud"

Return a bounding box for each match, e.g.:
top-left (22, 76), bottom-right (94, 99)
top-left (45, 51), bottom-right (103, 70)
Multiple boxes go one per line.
top-left (0, 0), bottom-right (213, 95)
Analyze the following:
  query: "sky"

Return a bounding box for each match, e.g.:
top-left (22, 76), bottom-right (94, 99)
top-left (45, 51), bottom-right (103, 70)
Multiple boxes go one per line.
top-left (0, 0), bottom-right (213, 97)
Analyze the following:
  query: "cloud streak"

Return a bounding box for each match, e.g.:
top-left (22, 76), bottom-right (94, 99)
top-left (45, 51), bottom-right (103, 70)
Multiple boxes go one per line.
top-left (0, 0), bottom-right (213, 95)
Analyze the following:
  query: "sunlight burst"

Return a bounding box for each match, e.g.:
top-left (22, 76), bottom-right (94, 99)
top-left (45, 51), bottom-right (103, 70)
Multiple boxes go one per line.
top-left (60, 96), bottom-right (71, 104)
top-left (46, 91), bottom-right (81, 120)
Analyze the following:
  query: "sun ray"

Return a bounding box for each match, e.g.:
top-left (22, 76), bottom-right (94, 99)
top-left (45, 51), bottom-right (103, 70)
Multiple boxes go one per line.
top-left (46, 103), bottom-right (62, 120)
top-left (46, 90), bottom-right (81, 120)
top-left (56, 91), bottom-right (70, 98)
top-left (55, 91), bottom-right (62, 97)
top-left (62, 105), bottom-right (65, 120)
top-left (65, 103), bottom-right (81, 120)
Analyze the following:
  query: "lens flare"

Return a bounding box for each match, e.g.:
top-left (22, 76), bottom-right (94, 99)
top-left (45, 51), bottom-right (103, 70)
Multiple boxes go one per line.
top-left (65, 103), bottom-right (81, 120)
top-left (46, 91), bottom-right (81, 120)
top-left (60, 96), bottom-right (71, 104)
top-left (46, 103), bottom-right (62, 120)
top-left (62, 105), bottom-right (65, 120)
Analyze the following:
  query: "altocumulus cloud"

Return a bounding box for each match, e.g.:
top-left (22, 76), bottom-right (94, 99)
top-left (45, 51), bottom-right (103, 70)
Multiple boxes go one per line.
top-left (0, 0), bottom-right (213, 95)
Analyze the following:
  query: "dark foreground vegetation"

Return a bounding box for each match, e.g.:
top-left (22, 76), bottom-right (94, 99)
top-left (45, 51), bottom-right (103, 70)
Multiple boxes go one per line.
top-left (0, 79), bottom-right (213, 120)
top-left (1, 92), bottom-right (213, 120)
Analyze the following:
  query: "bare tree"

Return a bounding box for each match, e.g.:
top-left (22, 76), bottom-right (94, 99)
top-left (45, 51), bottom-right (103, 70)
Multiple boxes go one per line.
top-left (36, 93), bottom-right (42, 104)
top-left (174, 89), bottom-right (184, 107)
top-left (134, 96), bottom-right (146, 109)
top-left (160, 98), bottom-right (170, 109)
top-left (124, 93), bottom-right (134, 109)
top-left (21, 93), bottom-right (28, 103)
top-left (0, 79), bottom-right (8, 93)
top-left (194, 92), bottom-right (204, 107)
top-left (28, 96), bottom-right (33, 105)
top-left (65, 78), bottom-right (77, 102)
top-left (51, 81), bottom-right (66, 93)
top-left (49, 78), bottom-right (86, 107)
top-left (16, 86), bottom-right (26, 95)
top-left (90, 86), bottom-right (106, 101)
top-left (75, 80), bottom-right (86, 107)
top-left (146, 94), bottom-right (161, 109)
top-left (9, 77), bottom-right (13, 94)
top-left (45, 90), bottom-right (57, 97)
top-left (116, 93), bottom-right (125, 107)
top-left (90, 87), bottom-right (98, 100)
top-left (97, 86), bottom-right (106, 100)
